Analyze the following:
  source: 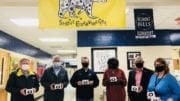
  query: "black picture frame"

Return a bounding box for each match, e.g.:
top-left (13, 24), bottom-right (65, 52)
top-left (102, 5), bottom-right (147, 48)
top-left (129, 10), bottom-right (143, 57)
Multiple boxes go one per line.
top-left (127, 52), bottom-right (141, 70)
top-left (91, 48), bottom-right (117, 73)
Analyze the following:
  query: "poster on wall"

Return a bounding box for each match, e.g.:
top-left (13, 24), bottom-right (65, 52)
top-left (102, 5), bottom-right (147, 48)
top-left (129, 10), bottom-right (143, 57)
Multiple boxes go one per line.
top-left (39, 0), bottom-right (126, 29)
top-left (134, 9), bottom-right (156, 39)
top-left (91, 48), bottom-right (117, 73)
top-left (127, 52), bottom-right (141, 70)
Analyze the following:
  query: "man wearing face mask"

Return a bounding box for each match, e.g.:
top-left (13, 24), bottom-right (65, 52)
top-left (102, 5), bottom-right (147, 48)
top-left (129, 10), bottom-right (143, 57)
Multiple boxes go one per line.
top-left (128, 56), bottom-right (154, 101)
top-left (40, 55), bottom-right (69, 101)
top-left (70, 57), bottom-right (99, 101)
top-left (6, 58), bottom-right (39, 101)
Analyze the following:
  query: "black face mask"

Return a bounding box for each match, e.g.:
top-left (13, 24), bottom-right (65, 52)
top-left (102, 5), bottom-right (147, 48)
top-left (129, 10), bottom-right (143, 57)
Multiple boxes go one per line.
top-left (82, 62), bottom-right (89, 67)
top-left (155, 66), bottom-right (165, 72)
top-left (135, 63), bottom-right (143, 68)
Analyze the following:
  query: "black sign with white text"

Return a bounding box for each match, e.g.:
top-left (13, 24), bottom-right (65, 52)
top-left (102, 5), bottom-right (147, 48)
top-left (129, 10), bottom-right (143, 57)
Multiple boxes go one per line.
top-left (134, 9), bottom-right (156, 39)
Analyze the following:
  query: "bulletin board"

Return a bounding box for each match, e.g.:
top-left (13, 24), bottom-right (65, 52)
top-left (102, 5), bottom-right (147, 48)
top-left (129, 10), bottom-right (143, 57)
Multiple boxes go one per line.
top-left (91, 48), bottom-right (117, 73)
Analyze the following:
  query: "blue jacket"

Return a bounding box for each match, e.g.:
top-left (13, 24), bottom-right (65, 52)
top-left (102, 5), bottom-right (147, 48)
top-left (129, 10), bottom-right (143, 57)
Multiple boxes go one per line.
top-left (147, 73), bottom-right (180, 101)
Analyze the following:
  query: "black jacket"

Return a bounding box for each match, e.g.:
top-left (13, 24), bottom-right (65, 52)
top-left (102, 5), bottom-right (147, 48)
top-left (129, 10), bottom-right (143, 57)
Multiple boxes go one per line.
top-left (40, 67), bottom-right (69, 101)
top-left (70, 68), bottom-right (99, 99)
top-left (128, 68), bottom-right (154, 101)
top-left (6, 69), bottom-right (39, 101)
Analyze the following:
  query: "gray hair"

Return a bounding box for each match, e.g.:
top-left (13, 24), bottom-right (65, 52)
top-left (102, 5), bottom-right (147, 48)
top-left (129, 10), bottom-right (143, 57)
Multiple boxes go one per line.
top-left (134, 56), bottom-right (144, 63)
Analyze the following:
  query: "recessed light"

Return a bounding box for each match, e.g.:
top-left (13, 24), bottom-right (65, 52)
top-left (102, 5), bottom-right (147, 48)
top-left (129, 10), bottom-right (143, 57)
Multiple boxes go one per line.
top-left (10, 18), bottom-right (38, 26)
top-left (39, 38), bottom-right (69, 42)
top-left (57, 50), bottom-right (76, 54)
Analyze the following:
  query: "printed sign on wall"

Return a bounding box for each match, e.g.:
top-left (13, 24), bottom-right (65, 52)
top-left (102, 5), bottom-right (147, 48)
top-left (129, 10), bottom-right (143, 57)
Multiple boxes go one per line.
top-left (39, 0), bottom-right (126, 29)
top-left (134, 9), bottom-right (156, 39)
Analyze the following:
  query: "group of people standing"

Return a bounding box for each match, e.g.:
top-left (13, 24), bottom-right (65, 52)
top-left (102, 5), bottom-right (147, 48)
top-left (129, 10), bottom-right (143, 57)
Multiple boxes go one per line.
top-left (5, 55), bottom-right (180, 101)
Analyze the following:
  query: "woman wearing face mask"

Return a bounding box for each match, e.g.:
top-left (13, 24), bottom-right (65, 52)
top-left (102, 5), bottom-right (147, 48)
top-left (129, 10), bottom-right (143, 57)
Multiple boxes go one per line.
top-left (6, 58), bottom-right (39, 101)
top-left (103, 58), bottom-right (127, 101)
top-left (147, 58), bottom-right (180, 101)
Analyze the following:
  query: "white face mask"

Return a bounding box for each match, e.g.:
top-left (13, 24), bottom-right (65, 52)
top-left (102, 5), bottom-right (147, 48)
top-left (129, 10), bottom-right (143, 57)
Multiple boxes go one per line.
top-left (21, 64), bottom-right (30, 70)
top-left (53, 62), bottom-right (63, 67)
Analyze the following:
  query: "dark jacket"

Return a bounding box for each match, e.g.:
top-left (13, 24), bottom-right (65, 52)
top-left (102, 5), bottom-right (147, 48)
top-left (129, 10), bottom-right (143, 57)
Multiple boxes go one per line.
top-left (6, 69), bottom-right (39, 101)
top-left (40, 67), bottom-right (69, 101)
top-left (70, 68), bottom-right (99, 99)
top-left (128, 68), bottom-right (154, 101)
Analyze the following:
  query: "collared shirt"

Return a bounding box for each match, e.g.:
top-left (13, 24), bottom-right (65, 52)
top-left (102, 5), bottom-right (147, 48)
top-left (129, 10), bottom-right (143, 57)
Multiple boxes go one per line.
top-left (53, 67), bottom-right (61, 76)
top-left (135, 68), bottom-right (143, 86)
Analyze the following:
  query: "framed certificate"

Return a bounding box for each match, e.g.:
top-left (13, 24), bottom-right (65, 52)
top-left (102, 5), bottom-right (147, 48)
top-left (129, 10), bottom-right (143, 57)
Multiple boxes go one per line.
top-left (91, 48), bottom-right (117, 73)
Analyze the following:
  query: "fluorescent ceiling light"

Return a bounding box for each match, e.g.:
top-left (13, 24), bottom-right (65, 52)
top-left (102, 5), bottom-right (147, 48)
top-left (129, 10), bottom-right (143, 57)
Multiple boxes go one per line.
top-left (39, 38), bottom-right (69, 42)
top-left (57, 50), bottom-right (76, 54)
top-left (10, 18), bottom-right (38, 26)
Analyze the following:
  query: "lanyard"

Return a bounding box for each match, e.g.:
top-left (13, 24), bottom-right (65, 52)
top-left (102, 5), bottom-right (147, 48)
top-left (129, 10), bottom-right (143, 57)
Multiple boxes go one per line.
top-left (155, 74), bottom-right (165, 87)
top-left (154, 74), bottom-right (165, 95)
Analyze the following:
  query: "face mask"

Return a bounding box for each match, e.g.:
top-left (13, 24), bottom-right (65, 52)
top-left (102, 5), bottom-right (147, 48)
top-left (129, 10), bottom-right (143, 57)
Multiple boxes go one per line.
top-left (82, 62), bottom-right (89, 67)
top-left (53, 62), bottom-right (61, 67)
top-left (135, 63), bottom-right (143, 68)
top-left (21, 64), bottom-right (30, 71)
top-left (54, 62), bottom-right (63, 68)
top-left (155, 66), bottom-right (165, 72)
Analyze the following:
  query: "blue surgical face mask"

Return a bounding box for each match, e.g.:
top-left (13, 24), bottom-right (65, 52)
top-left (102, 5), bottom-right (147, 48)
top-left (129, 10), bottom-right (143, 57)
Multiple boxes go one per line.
top-left (53, 62), bottom-right (63, 68)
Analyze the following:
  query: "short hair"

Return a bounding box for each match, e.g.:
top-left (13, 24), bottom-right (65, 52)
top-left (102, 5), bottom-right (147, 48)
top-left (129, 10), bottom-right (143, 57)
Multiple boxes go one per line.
top-left (107, 58), bottom-right (119, 69)
top-left (154, 58), bottom-right (169, 74)
top-left (20, 58), bottom-right (30, 64)
top-left (81, 57), bottom-right (89, 61)
top-left (52, 55), bottom-right (61, 61)
top-left (135, 56), bottom-right (144, 63)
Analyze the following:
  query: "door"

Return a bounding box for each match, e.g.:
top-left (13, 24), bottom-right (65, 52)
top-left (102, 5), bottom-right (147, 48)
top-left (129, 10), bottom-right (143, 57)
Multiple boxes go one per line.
top-left (0, 50), bottom-right (10, 101)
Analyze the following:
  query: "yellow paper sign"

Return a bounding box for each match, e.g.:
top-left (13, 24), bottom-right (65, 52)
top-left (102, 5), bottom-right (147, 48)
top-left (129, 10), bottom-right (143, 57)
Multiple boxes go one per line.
top-left (39, 0), bottom-right (126, 29)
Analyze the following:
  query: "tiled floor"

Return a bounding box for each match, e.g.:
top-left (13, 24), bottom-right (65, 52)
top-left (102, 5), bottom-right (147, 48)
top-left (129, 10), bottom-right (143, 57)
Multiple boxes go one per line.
top-left (35, 85), bottom-right (76, 101)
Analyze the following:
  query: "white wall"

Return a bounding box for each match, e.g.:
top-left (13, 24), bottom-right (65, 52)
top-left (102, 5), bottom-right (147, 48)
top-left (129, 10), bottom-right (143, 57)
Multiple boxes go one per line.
top-left (76, 46), bottom-right (180, 101)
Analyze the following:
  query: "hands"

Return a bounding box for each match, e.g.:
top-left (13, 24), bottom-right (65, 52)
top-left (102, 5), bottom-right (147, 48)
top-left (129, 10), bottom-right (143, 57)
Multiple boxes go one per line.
top-left (50, 83), bottom-right (55, 91)
top-left (33, 88), bottom-right (37, 92)
top-left (20, 88), bottom-right (26, 96)
top-left (137, 86), bottom-right (143, 93)
top-left (50, 83), bottom-right (64, 90)
top-left (77, 81), bottom-right (82, 86)
top-left (89, 81), bottom-right (94, 85)
top-left (20, 88), bottom-right (36, 96)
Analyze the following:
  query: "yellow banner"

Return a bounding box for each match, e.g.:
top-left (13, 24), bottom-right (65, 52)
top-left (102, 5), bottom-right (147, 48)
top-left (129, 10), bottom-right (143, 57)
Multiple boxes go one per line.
top-left (39, 0), bottom-right (126, 29)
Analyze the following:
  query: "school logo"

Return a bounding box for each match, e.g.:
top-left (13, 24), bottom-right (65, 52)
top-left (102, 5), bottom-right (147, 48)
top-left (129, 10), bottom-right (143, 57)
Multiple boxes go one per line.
top-left (58, 0), bottom-right (100, 19)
